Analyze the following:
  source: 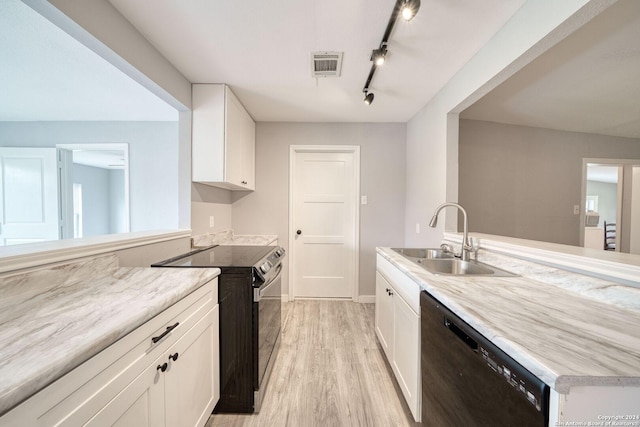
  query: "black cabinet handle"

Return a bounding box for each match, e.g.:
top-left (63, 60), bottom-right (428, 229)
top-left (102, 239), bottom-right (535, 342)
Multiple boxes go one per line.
top-left (296, 230), bottom-right (302, 235)
top-left (241, 180), bottom-right (247, 185)
top-left (152, 322), bottom-right (179, 344)
top-left (169, 352), bottom-right (179, 362)
top-left (157, 362), bottom-right (168, 372)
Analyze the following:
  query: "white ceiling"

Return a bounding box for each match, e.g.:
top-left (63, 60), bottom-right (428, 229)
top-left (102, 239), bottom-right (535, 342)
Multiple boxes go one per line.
top-left (461, 0), bottom-right (640, 139)
top-left (0, 0), bottom-right (177, 122)
top-left (108, 0), bottom-right (527, 122)
top-left (73, 150), bottom-right (125, 170)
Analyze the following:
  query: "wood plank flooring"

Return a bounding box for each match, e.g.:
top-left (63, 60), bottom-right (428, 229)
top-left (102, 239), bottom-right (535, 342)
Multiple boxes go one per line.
top-left (207, 300), bottom-right (420, 427)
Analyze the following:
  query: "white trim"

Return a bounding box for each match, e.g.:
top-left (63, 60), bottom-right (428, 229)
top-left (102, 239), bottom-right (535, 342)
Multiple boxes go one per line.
top-left (357, 295), bottom-right (376, 304)
top-left (288, 145), bottom-right (361, 302)
top-left (443, 232), bottom-right (640, 287)
top-left (0, 230), bottom-right (191, 274)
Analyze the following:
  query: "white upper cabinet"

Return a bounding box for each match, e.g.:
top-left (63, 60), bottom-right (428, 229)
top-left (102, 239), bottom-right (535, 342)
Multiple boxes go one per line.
top-left (192, 84), bottom-right (255, 191)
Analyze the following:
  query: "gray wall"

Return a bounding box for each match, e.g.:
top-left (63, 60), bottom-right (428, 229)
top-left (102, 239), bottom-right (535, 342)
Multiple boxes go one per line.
top-left (0, 121), bottom-right (179, 232)
top-left (230, 122), bottom-right (407, 299)
top-left (404, 0), bottom-right (600, 247)
top-left (458, 119), bottom-right (640, 245)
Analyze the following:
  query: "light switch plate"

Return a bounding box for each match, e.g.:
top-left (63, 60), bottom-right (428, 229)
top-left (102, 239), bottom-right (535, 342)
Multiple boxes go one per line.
top-left (209, 215), bottom-right (215, 227)
top-left (361, 195), bottom-right (368, 205)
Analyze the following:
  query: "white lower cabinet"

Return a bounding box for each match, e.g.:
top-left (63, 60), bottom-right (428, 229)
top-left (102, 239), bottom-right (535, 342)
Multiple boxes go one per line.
top-left (84, 352), bottom-right (165, 427)
top-left (374, 271), bottom-right (394, 355)
top-left (391, 288), bottom-right (420, 417)
top-left (375, 255), bottom-right (421, 422)
top-left (1, 279), bottom-right (219, 427)
top-left (165, 304), bottom-right (219, 427)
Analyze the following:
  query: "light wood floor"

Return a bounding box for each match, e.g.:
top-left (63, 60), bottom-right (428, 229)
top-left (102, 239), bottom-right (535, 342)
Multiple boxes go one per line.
top-left (206, 300), bottom-right (419, 427)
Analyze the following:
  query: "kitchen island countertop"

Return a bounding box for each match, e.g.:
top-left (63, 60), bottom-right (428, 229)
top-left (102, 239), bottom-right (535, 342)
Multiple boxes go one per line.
top-left (0, 254), bottom-right (219, 416)
top-left (377, 246), bottom-right (640, 393)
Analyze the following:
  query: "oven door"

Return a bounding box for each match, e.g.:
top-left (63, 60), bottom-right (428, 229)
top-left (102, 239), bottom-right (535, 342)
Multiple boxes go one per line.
top-left (253, 263), bottom-right (282, 411)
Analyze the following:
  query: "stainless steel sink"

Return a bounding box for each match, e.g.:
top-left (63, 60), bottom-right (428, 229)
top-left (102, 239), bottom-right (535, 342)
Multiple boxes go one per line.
top-left (391, 248), bottom-right (517, 277)
top-left (391, 247), bottom-right (455, 260)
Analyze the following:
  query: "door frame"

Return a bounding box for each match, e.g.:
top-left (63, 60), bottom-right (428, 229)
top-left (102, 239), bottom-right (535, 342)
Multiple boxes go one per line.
top-left (288, 145), bottom-right (360, 302)
top-left (580, 158), bottom-right (640, 250)
top-left (57, 143), bottom-right (131, 235)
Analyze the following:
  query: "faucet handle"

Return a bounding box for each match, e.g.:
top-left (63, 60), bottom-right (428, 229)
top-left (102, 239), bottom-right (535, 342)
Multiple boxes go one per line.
top-left (468, 238), bottom-right (479, 260)
top-left (440, 243), bottom-right (454, 253)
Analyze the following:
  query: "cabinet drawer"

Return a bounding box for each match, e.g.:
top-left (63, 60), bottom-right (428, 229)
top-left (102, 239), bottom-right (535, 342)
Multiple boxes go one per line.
top-left (1, 279), bottom-right (217, 426)
top-left (376, 254), bottom-right (420, 314)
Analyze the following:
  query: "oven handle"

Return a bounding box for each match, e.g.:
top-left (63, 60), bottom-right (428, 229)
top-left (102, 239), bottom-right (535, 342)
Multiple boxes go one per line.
top-left (254, 264), bottom-right (283, 302)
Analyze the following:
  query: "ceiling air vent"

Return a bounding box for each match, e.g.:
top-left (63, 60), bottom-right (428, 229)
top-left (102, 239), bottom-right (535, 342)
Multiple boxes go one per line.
top-left (310, 51), bottom-right (343, 77)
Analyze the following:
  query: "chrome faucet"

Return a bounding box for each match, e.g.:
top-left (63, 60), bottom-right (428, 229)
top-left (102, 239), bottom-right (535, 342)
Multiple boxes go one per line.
top-left (429, 202), bottom-right (473, 261)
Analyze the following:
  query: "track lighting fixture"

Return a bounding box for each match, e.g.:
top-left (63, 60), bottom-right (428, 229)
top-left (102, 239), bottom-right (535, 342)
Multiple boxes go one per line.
top-left (361, 0), bottom-right (421, 105)
top-left (363, 91), bottom-right (375, 105)
top-left (401, 0), bottom-right (421, 21)
top-left (371, 48), bottom-right (387, 66)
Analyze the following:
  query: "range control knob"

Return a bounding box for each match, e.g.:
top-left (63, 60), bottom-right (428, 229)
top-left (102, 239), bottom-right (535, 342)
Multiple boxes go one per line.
top-left (275, 248), bottom-right (284, 257)
top-left (260, 262), bottom-right (271, 274)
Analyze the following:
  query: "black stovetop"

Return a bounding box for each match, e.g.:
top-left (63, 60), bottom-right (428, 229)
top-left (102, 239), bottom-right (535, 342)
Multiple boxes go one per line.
top-left (152, 245), bottom-right (276, 268)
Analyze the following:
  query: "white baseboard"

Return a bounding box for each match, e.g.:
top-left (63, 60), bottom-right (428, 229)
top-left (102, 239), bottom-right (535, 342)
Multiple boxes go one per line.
top-left (357, 295), bottom-right (376, 304)
top-left (282, 295), bottom-right (375, 303)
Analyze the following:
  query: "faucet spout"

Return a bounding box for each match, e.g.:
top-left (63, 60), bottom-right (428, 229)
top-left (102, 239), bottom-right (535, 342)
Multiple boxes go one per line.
top-left (428, 202), bottom-right (472, 261)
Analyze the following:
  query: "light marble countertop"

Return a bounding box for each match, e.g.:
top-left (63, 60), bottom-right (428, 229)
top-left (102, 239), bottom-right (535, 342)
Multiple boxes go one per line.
top-left (0, 254), bottom-right (219, 416)
top-left (191, 230), bottom-right (278, 248)
top-left (377, 247), bottom-right (640, 393)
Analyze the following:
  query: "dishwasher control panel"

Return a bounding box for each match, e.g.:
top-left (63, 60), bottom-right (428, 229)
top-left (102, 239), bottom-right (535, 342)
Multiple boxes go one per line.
top-left (479, 345), bottom-right (545, 412)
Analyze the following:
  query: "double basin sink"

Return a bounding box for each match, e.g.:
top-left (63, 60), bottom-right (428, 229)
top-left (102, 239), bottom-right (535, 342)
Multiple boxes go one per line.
top-left (391, 248), bottom-right (517, 277)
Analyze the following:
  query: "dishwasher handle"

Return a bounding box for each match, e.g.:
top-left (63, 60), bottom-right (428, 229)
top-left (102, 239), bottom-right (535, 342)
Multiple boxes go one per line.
top-left (445, 317), bottom-right (478, 352)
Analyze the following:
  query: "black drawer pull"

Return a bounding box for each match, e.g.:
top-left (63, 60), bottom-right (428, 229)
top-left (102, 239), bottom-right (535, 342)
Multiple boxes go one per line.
top-left (157, 362), bottom-right (168, 372)
top-left (169, 352), bottom-right (179, 362)
top-left (152, 322), bottom-right (179, 344)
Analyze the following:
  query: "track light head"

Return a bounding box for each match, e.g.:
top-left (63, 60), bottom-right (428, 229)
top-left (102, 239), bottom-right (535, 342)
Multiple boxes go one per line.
top-left (363, 91), bottom-right (375, 105)
top-left (371, 48), bottom-right (387, 66)
top-left (401, 0), bottom-right (420, 21)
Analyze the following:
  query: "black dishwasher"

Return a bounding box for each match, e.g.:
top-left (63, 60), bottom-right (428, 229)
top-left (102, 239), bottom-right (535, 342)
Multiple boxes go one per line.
top-left (420, 291), bottom-right (549, 426)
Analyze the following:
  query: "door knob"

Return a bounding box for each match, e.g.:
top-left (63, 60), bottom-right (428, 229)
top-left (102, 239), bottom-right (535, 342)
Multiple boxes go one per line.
top-left (296, 230), bottom-right (302, 235)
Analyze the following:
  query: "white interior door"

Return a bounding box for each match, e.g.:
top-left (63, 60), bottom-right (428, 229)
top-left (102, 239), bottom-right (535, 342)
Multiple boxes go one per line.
top-left (0, 148), bottom-right (59, 245)
top-left (291, 147), bottom-right (359, 299)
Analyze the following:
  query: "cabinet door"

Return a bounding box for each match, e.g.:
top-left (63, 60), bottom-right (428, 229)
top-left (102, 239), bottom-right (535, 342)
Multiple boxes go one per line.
top-left (225, 89), bottom-right (245, 188)
top-left (84, 355), bottom-right (165, 427)
top-left (192, 84), bottom-right (225, 183)
top-left (164, 306), bottom-right (218, 427)
top-left (240, 108), bottom-right (255, 190)
top-left (392, 292), bottom-right (421, 421)
top-left (375, 272), bottom-right (394, 357)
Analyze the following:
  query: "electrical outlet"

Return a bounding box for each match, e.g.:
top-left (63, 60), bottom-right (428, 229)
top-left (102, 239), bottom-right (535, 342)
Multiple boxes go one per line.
top-left (209, 215), bottom-right (215, 228)
top-left (573, 205), bottom-right (580, 215)
top-left (416, 223), bottom-right (420, 234)
top-left (361, 195), bottom-right (368, 205)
